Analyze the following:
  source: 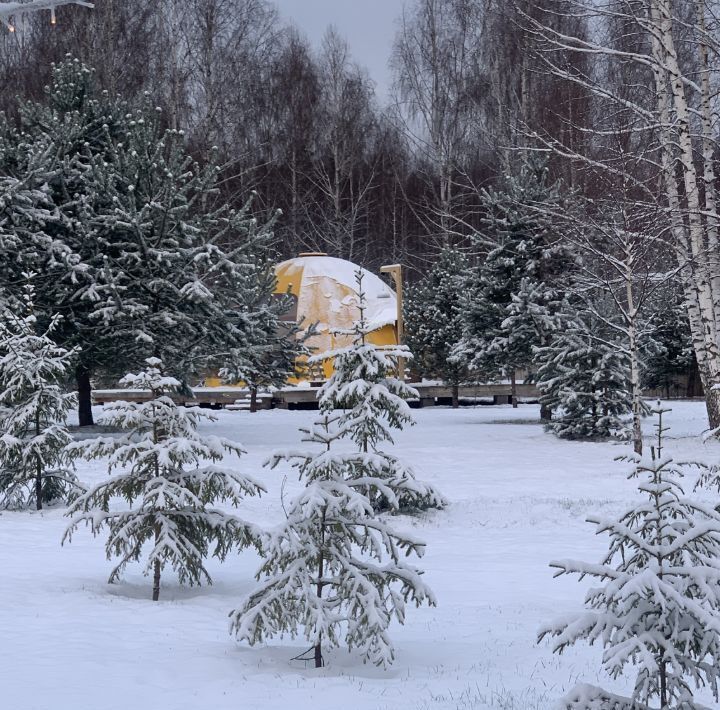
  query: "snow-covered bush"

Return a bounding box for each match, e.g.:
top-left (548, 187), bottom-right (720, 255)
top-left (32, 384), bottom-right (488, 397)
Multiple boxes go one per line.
top-left (63, 358), bottom-right (265, 601)
top-left (539, 405), bottom-right (720, 709)
top-left (229, 273), bottom-right (444, 668)
top-left (0, 284), bottom-right (80, 510)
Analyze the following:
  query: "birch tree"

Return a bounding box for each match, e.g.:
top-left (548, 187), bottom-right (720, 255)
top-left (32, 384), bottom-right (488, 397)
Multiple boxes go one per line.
top-left (522, 0), bottom-right (720, 428)
top-left (391, 0), bottom-right (482, 243)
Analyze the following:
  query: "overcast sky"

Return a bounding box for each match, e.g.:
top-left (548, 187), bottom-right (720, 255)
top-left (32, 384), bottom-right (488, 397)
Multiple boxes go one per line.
top-left (272, 0), bottom-right (406, 102)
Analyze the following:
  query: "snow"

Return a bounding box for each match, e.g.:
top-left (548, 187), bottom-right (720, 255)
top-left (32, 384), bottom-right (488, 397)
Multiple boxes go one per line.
top-left (1, 401), bottom-right (719, 709)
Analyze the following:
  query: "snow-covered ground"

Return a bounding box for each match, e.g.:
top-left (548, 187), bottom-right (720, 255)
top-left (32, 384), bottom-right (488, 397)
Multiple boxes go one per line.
top-left (2, 401), bottom-right (718, 710)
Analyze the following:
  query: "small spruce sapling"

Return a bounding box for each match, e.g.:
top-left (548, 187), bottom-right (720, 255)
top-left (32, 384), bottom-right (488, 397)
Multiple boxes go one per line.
top-left (0, 282), bottom-right (80, 510)
top-left (63, 358), bottom-right (265, 601)
top-left (229, 271), bottom-right (444, 668)
top-left (539, 405), bottom-right (720, 709)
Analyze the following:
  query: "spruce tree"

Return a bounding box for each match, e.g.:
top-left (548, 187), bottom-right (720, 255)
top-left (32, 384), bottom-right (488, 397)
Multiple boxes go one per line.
top-left (85, 95), bottom-right (301, 400)
top-left (229, 273), bottom-right (444, 668)
top-left (0, 56), bottom-right (299, 423)
top-left (63, 358), bottom-right (265, 601)
top-left (539, 405), bottom-right (720, 709)
top-left (218, 285), bottom-right (308, 412)
top-left (4, 57), bottom-right (130, 426)
top-left (0, 279), bottom-right (80, 510)
top-left (404, 248), bottom-right (470, 407)
top-left (452, 160), bottom-right (575, 406)
top-left (642, 283), bottom-right (696, 398)
top-left (535, 301), bottom-right (633, 440)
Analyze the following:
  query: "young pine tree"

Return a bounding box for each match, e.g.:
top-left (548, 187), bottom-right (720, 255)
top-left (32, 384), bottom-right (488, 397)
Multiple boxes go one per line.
top-left (539, 406), bottom-right (720, 709)
top-left (504, 274), bottom-right (574, 421)
top-left (642, 282), bottom-right (696, 398)
top-left (229, 272), bottom-right (444, 668)
top-left (217, 276), bottom-right (308, 413)
top-left (63, 358), bottom-right (265, 601)
top-left (0, 283), bottom-right (80, 510)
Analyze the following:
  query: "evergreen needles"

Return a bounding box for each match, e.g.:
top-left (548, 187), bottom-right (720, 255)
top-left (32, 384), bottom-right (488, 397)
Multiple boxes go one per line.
top-left (540, 405), bottom-right (720, 709)
top-left (229, 272), bottom-right (444, 668)
top-left (0, 280), bottom-right (80, 510)
top-left (63, 358), bottom-right (265, 601)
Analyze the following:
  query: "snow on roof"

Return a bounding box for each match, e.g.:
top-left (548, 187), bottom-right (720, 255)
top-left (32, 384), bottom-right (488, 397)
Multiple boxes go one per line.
top-left (279, 255), bottom-right (397, 330)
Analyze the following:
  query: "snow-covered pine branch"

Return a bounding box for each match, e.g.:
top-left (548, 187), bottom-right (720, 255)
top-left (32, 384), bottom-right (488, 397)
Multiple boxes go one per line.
top-left (229, 271), bottom-right (444, 668)
top-left (0, 279), bottom-right (80, 510)
top-left (539, 405), bottom-right (720, 709)
top-left (63, 357), bottom-right (265, 601)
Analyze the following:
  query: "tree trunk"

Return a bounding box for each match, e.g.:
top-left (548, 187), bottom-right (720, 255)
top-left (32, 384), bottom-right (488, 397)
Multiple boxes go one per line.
top-left (659, 661), bottom-right (667, 709)
top-left (315, 509), bottom-right (326, 668)
top-left (35, 458), bottom-right (42, 511)
top-left (704, 384), bottom-right (720, 432)
top-left (152, 559), bottom-right (161, 602)
top-left (451, 384), bottom-right (459, 409)
top-left (250, 386), bottom-right (258, 414)
top-left (540, 403), bottom-right (552, 422)
top-left (625, 257), bottom-right (643, 456)
top-left (35, 409), bottom-right (42, 510)
top-left (694, 0), bottom-right (720, 317)
top-left (76, 365), bottom-right (94, 427)
top-left (510, 370), bottom-right (518, 408)
top-left (649, 1), bottom-right (720, 428)
top-left (687, 358), bottom-right (700, 397)
top-left (152, 524), bottom-right (161, 601)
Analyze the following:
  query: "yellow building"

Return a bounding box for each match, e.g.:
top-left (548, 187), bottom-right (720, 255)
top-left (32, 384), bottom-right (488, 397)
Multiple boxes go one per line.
top-left (275, 253), bottom-right (398, 380)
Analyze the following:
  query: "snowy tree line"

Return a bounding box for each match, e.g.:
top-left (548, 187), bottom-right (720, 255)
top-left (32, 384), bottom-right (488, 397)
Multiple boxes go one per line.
top-left (400, 0), bottom-right (720, 447)
top-left (1, 0), bottom-right (715, 435)
top-left (404, 159), bottom-right (695, 453)
top-left (0, 0), bottom-right (619, 271)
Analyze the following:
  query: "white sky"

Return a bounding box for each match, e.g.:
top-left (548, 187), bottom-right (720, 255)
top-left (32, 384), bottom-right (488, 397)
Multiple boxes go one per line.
top-left (272, 0), bottom-right (406, 103)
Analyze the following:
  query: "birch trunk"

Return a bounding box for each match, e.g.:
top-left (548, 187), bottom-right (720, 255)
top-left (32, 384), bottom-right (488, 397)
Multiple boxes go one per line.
top-left (694, 0), bottom-right (720, 314)
top-left (314, 507), bottom-right (327, 668)
top-left (650, 0), bottom-right (720, 426)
